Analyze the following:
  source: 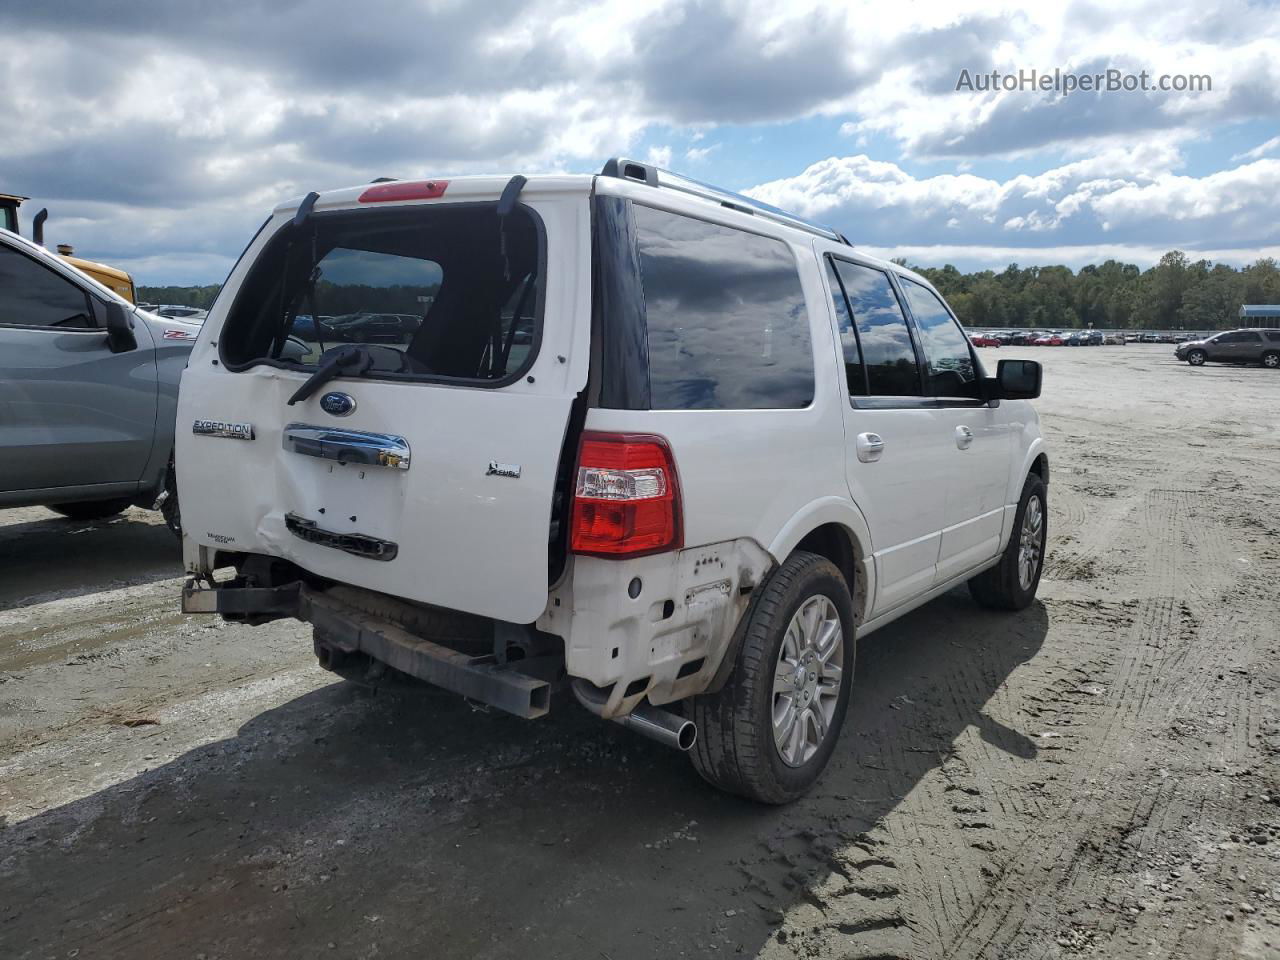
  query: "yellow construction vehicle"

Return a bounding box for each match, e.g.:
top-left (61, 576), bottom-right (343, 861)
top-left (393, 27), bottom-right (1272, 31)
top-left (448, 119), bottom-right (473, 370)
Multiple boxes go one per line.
top-left (1, 193), bottom-right (137, 303)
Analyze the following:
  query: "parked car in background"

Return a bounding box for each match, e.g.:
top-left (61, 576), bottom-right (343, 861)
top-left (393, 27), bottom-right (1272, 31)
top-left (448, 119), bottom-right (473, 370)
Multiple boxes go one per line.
top-left (1175, 329), bottom-right (1280, 368)
top-left (1085, 330), bottom-right (1104, 346)
top-left (1009, 330), bottom-right (1037, 345)
top-left (176, 160), bottom-right (1050, 804)
top-left (1034, 333), bottom-right (1065, 346)
top-left (0, 226), bottom-right (200, 532)
top-left (970, 332), bottom-right (1001, 347)
top-left (156, 304), bottom-right (208, 322)
top-left (1065, 332), bottom-right (1084, 346)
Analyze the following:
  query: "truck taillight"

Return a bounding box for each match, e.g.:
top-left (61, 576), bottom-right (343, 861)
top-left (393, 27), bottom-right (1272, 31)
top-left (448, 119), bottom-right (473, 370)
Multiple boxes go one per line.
top-left (570, 432), bottom-right (682, 558)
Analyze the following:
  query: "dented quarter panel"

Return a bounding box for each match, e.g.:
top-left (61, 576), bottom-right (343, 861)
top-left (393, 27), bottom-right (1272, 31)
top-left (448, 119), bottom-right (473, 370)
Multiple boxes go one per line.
top-left (539, 538), bottom-right (773, 717)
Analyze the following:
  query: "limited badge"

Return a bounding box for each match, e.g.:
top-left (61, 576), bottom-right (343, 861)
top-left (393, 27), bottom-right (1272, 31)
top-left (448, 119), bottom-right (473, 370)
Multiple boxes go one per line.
top-left (486, 461), bottom-right (521, 478)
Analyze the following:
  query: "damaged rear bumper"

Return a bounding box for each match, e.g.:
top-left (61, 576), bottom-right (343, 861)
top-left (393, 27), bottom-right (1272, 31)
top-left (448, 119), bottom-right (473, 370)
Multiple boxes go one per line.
top-left (182, 580), bottom-right (550, 719)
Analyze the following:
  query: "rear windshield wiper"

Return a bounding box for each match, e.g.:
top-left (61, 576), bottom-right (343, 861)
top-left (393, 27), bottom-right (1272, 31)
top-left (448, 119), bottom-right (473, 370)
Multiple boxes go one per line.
top-left (286, 345), bottom-right (375, 405)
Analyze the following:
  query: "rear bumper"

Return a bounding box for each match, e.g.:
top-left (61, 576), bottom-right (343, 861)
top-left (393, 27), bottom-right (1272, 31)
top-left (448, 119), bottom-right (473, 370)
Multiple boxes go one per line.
top-left (182, 581), bottom-right (550, 719)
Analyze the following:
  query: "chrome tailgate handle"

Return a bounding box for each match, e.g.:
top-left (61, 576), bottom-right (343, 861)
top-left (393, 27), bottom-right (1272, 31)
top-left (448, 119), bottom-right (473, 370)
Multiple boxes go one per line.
top-left (282, 423), bottom-right (411, 470)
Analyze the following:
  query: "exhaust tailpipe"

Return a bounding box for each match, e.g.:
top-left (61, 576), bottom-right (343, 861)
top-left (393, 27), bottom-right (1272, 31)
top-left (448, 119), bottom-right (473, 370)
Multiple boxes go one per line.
top-left (614, 702), bottom-right (697, 751)
top-left (572, 678), bottom-right (697, 752)
top-left (32, 208), bottom-right (48, 247)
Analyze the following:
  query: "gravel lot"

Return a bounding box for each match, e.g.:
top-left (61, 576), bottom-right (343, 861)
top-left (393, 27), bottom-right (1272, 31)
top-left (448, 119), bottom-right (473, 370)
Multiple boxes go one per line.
top-left (2, 345), bottom-right (1278, 959)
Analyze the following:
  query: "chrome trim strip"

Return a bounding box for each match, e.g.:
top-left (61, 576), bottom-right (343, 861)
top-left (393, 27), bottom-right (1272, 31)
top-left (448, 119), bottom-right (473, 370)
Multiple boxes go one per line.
top-left (282, 423), bottom-right (411, 470)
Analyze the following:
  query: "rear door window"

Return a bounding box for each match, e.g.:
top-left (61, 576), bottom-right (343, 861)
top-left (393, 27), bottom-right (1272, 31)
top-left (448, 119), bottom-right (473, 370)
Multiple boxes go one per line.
top-left (220, 204), bottom-right (543, 384)
top-left (830, 259), bottom-right (921, 397)
top-left (633, 205), bottom-right (813, 410)
top-left (0, 245), bottom-right (96, 329)
top-left (898, 278), bottom-right (980, 400)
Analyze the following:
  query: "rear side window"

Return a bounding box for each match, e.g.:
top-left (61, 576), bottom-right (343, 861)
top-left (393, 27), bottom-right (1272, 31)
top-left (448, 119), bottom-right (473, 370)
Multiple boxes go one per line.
top-left (633, 205), bottom-right (813, 410)
top-left (1263, 330), bottom-right (1280, 342)
top-left (1217, 330), bottom-right (1262, 343)
top-left (899, 278), bottom-right (980, 400)
top-left (0, 245), bottom-right (95, 329)
top-left (220, 204), bottom-right (542, 384)
top-left (830, 259), bottom-right (920, 396)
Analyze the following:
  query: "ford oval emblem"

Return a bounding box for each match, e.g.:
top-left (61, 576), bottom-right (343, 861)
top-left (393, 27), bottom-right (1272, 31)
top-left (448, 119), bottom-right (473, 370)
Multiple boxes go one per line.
top-left (319, 392), bottom-right (356, 417)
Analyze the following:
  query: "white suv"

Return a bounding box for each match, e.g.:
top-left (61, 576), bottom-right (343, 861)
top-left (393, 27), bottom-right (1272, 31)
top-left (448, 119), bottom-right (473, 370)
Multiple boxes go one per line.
top-left (177, 160), bottom-right (1048, 803)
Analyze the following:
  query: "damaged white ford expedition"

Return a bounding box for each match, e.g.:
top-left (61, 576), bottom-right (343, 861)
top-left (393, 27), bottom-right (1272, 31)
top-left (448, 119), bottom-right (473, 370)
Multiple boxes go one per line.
top-left (177, 159), bottom-right (1048, 803)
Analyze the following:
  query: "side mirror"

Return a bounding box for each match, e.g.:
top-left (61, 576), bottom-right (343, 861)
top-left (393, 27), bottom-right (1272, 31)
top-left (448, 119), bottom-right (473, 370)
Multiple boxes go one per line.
top-left (991, 358), bottom-right (1042, 400)
top-left (104, 301), bottom-right (137, 353)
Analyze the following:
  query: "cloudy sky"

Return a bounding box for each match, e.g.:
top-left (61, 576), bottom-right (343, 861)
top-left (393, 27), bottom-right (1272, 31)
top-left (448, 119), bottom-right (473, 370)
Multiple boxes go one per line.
top-left (3, 0), bottom-right (1278, 284)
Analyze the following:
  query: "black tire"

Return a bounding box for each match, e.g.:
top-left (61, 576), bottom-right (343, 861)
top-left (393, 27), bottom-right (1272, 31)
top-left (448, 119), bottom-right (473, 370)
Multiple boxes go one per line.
top-left (688, 551), bottom-right (855, 804)
top-left (160, 464), bottom-right (181, 537)
top-left (1186, 349), bottom-right (1207, 366)
top-left (1263, 351), bottom-right (1280, 370)
top-left (969, 473), bottom-right (1047, 611)
top-left (47, 499), bottom-right (132, 521)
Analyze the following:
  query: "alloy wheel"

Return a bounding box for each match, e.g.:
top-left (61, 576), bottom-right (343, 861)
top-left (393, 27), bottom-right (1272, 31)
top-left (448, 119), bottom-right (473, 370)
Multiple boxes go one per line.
top-left (1018, 494), bottom-right (1045, 591)
top-left (772, 595), bottom-right (843, 767)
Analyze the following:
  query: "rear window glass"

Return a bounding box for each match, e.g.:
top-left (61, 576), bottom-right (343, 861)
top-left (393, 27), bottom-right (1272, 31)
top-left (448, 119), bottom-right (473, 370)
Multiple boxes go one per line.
top-left (633, 205), bottom-right (813, 410)
top-left (220, 204), bottom-right (542, 383)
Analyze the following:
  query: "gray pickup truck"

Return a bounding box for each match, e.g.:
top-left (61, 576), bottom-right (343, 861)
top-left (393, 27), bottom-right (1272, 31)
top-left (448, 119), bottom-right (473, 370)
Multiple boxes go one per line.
top-left (0, 227), bottom-right (199, 532)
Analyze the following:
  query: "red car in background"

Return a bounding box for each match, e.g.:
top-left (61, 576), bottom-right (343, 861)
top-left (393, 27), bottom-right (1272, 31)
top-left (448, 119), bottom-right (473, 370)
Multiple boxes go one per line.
top-left (1033, 333), bottom-right (1065, 346)
top-left (969, 333), bottom-right (1001, 347)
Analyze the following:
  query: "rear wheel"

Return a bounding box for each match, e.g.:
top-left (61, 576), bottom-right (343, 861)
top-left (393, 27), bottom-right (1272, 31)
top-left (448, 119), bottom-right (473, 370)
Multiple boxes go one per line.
top-left (689, 551), bottom-right (855, 804)
top-left (1263, 351), bottom-right (1280, 370)
top-left (969, 473), bottom-right (1047, 611)
top-left (47, 499), bottom-right (132, 521)
top-left (1186, 349), bottom-right (1207, 366)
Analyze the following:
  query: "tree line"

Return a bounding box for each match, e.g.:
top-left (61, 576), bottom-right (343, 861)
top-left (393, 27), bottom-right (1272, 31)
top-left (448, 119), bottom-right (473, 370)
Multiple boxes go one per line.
top-left (902, 251), bottom-right (1280, 331)
top-left (141, 250), bottom-right (1280, 332)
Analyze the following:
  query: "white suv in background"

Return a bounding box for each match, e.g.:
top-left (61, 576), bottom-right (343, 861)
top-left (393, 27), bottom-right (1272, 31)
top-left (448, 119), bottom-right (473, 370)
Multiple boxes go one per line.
top-left (177, 160), bottom-right (1049, 803)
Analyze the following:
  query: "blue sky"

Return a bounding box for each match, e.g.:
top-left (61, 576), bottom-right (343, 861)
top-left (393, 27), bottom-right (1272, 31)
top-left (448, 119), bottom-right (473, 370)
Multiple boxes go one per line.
top-left (2, 0), bottom-right (1278, 284)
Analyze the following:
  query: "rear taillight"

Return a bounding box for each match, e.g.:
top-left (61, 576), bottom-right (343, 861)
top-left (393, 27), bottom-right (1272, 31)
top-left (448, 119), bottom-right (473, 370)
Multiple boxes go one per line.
top-left (358, 180), bottom-right (449, 203)
top-left (570, 432), bottom-right (682, 558)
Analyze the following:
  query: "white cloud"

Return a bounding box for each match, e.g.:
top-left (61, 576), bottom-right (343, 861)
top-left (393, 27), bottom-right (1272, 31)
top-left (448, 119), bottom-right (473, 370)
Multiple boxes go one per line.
top-left (685, 144), bottom-right (720, 163)
top-left (746, 148), bottom-right (1280, 252)
top-left (646, 145), bottom-right (674, 167)
top-left (1231, 135), bottom-right (1280, 163)
top-left (0, 0), bottom-right (1276, 280)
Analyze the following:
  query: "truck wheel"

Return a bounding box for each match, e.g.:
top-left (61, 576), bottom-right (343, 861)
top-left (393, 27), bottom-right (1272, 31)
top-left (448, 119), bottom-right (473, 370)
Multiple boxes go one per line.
top-left (1263, 351), bottom-right (1280, 370)
top-left (688, 551), bottom-right (855, 804)
top-left (969, 473), bottom-right (1047, 611)
top-left (1186, 349), bottom-right (1207, 366)
top-left (160, 464), bottom-right (182, 537)
top-left (47, 499), bottom-right (132, 521)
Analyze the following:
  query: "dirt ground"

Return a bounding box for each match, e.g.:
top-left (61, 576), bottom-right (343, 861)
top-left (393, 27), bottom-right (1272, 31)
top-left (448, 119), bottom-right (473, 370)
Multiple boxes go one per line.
top-left (1, 345), bottom-right (1277, 960)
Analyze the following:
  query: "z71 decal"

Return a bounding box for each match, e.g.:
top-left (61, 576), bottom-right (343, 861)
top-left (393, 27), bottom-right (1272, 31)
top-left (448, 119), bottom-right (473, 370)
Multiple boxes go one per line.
top-left (163, 329), bottom-right (197, 340)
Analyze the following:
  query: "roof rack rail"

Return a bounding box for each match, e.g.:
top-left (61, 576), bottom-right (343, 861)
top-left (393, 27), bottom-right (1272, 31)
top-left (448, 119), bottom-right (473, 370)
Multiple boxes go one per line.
top-left (599, 157), bottom-right (850, 245)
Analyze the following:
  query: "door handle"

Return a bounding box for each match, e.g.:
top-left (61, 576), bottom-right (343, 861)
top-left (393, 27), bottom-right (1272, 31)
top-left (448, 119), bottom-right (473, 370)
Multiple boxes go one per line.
top-left (856, 432), bottom-right (885, 463)
top-left (282, 423), bottom-right (412, 470)
top-left (955, 425), bottom-right (975, 450)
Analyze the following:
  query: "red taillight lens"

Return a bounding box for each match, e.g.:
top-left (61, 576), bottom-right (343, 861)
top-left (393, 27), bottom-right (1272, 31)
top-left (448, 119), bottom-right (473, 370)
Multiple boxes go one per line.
top-left (570, 432), bottom-right (682, 558)
top-left (358, 180), bottom-right (449, 203)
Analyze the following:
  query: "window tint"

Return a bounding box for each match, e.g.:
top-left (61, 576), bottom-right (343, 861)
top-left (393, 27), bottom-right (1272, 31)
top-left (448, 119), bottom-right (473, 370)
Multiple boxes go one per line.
top-left (1263, 330), bottom-right (1280, 342)
top-left (899, 278), bottom-right (980, 399)
top-left (634, 205), bottom-right (813, 410)
top-left (825, 259), bottom-right (866, 395)
top-left (1217, 330), bottom-right (1262, 343)
top-left (221, 205), bottom-right (542, 383)
top-left (0, 245), bottom-right (95, 329)
top-left (831, 259), bottom-right (921, 396)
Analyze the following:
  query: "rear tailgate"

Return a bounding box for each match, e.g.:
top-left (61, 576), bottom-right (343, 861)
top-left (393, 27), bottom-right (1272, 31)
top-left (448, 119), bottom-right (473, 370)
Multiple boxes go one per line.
top-left (177, 180), bottom-right (591, 624)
